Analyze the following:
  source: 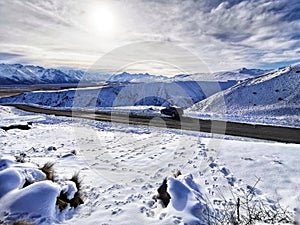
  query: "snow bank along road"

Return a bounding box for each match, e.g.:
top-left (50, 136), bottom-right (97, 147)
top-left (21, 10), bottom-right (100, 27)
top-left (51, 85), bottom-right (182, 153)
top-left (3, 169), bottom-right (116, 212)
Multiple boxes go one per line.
top-left (7, 104), bottom-right (300, 144)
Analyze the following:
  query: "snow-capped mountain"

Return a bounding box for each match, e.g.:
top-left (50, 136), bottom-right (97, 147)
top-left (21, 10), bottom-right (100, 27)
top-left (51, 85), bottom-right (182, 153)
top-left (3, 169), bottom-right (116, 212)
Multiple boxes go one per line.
top-left (175, 68), bottom-right (270, 82)
top-left (0, 64), bottom-right (80, 85)
top-left (0, 63), bottom-right (170, 85)
top-left (0, 63), bottom-right (268, 85)
top-left (186, 64), bottom-right (300, 126)
top-left (106, 72), bottom-right (170, 83)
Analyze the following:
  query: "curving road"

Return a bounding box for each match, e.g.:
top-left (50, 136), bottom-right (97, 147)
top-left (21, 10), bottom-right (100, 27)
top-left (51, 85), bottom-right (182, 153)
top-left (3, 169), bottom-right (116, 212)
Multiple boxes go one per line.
top-left (6, 104), bottom-right (300, 144)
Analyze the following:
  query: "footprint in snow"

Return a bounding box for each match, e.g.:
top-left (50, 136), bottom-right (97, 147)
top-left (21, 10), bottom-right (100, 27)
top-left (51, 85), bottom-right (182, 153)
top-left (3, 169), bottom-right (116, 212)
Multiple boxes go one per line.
top-left (241, 157), bottom-right (254, 161)
top-left (273, 160), bottom-right (283, 165)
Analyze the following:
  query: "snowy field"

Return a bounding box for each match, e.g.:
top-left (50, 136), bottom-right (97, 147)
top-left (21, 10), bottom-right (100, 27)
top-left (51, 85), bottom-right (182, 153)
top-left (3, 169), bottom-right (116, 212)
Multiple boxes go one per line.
top-left (1, 106), bottom-right (300, 224)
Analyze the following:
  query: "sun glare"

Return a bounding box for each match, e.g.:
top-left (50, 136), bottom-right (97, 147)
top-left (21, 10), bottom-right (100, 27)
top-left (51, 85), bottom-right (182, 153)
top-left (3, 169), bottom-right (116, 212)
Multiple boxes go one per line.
top-left (88, 4), bottom-right (115, 33)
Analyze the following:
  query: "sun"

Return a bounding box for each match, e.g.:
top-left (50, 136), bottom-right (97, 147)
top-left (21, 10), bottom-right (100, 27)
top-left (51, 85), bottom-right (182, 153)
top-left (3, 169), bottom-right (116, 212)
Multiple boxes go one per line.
top-left (88, 4), bottom-right (115, 33)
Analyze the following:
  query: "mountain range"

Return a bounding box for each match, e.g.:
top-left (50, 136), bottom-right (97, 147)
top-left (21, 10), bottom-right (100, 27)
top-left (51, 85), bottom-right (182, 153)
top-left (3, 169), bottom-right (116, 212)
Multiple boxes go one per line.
top-left (0, 63), bottom-right (269, 85)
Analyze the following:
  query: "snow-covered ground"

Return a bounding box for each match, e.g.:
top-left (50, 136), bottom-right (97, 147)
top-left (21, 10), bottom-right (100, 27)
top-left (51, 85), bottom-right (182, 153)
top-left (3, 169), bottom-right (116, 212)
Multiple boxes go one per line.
top-left (1, 106), bottom-right (299, 224)
top-left (186, 64), bottom-right (300, 127)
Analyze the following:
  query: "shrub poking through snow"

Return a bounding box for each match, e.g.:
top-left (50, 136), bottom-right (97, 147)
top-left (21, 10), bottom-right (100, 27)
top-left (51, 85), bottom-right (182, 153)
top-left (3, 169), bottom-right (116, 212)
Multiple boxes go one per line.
top-left (40, 162), bottom-right (55, 181)
top-left (154, 173), bottom-right (294, 224)
top-left (0, 157), bottom-right (84, 224)
top-left (56, 172), bottom-right (84, 211)
top-left (156, 178), bottom-right (171, 208)
top-left (15, 153), bottom-right (27, 163)
top-left (205, 178), bottom-right (295, 224)
top-left (13, 220), bottom-right (34, 225)
top-left (174, 170), bottom-right (182, 178)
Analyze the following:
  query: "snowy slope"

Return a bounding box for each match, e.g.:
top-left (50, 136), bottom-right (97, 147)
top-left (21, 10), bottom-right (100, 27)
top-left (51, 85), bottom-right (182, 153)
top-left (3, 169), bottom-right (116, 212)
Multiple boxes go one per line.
top-left (0, 106), bottom-right (299, 224)
top-left (0, 81), bottom-right (235, 108)
top-left (186, 65), bottom-right (300, 127)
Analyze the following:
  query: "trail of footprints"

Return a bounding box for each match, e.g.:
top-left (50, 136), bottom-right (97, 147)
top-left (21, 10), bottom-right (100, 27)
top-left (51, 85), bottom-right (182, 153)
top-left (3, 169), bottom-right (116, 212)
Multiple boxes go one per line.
top-left (83, 132), bottom-right (189, 178)
top-left (2, 123), bottom-right (260, 225)
top-left (80, 136), bottom-right (249, 224)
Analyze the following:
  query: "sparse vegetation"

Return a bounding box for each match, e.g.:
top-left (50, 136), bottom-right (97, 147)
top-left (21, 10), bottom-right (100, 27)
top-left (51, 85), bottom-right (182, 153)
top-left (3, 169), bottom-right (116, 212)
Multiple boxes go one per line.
top-left (69, 173), bottom-right (84, 208)
top-left (155, 176), bottom-right (294, 224)
top-left (15, 153), bottom-right (27, 163)
top-left (13, 221), bottom-right (34, 225)
top-left (0, 157), bottom-right (84, 225)
top-left (39, 162), bottom-right (55, 181)
top-left (204, 179), bottom-right (294, 224)
top-left (155, 178), bottom-right (171, 208)
top-left (56, 172), bottom-right (84, 210)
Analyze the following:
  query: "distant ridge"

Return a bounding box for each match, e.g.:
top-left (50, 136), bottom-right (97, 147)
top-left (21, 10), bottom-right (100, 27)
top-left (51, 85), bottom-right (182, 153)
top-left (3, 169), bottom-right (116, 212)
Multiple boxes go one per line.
top-left (0, 63), bottom-right (268, 85)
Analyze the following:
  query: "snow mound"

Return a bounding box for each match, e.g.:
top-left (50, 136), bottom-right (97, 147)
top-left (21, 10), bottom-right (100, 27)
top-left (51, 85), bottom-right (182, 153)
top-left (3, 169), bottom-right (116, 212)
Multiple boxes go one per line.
top-left (186, 65), bottom-right (300, 127)
top-left (166, 175), bottom-right (216, 224)
top-left (61, 181), bottom-right (77, 200)
top-left (0, 158), bottom-right (82, 224)
top-left (0, 168), bottom-right (24, 198)
top-left (0, 164), bottom-right (59, 223)
top-left (1, 181), bottom-right (60, 223)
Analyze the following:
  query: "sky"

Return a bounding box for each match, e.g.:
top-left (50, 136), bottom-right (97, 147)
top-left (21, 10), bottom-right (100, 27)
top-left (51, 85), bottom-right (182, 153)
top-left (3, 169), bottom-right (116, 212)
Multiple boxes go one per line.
top-left (0, 0), bottom-right (300, 75)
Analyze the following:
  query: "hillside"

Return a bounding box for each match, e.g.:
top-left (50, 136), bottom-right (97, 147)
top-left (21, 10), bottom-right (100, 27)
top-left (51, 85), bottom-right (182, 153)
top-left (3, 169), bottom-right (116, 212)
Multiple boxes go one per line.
top-left (0, 81), bottom-right (238, 108)
top-left (186, 65), bottom-right (300, 127)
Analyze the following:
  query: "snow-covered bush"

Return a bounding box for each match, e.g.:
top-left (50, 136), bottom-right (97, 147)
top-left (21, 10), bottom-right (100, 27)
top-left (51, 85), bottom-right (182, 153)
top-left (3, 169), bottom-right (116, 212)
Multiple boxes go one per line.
top-left (155, 175), bottom-right (294, 225)
top-left (0, 158), bottom-right (84, 225)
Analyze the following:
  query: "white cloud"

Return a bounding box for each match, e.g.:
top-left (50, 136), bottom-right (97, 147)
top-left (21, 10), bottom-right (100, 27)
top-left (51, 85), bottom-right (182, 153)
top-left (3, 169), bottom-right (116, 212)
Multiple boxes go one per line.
top-left (0, 0), bottom-right (299, 73)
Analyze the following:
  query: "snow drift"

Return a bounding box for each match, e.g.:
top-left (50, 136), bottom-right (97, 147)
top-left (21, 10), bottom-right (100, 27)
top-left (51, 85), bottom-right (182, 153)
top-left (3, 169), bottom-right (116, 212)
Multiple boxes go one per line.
top-left (0, 158), bottom-right (82, 224)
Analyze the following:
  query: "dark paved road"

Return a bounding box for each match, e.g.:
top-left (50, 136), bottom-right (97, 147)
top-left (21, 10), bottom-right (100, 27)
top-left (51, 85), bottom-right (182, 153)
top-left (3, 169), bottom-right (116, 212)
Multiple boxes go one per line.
top-left (7, 104), bottom-right (300, 144)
